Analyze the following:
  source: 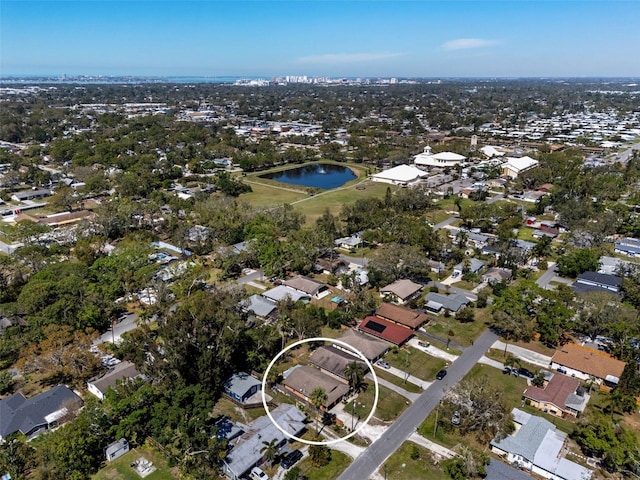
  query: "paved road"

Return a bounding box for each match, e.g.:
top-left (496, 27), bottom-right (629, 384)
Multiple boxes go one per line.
top-left (93, 312), bottom-right (139, 345)
top-left (337, 329), bottom-right (499, 480)
top-left (429, 280), bottom-right (478, 301)
top-left (614, 141), bottom-right (640, 164)
top-left (492, 340), bottom-right (553, 369)
top-left (486, 193), bottom-right (505, 204)
top-left (535, 262), bottom-right (557, 289)
top-left (432, 216), bottom-right (457, 231)
top-left (339, 253), bottom-right (368, 267)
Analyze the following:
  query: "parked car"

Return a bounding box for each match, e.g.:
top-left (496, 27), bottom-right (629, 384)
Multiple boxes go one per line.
top-left (502, 366), bottom-right (514, 375)
top-left (376, 360), bottom-right (391, 369)
top-left (451, 411), bottom-right (461, 425)
top-left (556, 367), bottom-right (567, 374)
top-left (281, 450), bottom-right (303, 469)
top-left (250, 467), bottom-right (269, 480)
top-left (517, 367), bottom-right (535, 379)
top-left (436, 369), bottom-right (447, 380)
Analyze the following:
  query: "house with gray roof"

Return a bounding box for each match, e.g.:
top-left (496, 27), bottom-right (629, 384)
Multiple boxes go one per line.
top-left (239, 294), bottom-right (277, 320)
top-left (425, 292), bottom-right (470, 314)
top-left (0, 385), bottom-right (82, 441)
top-left (491, 408), bottom-right (592, 480)
top-left (453, 258), bottom-right (486, 276)
top-left (223, 372), bottom-right (263, 405)
top-left (334, 329), bottom-right (390, 362)
top-left (262, 285), bottom-right (310, 303)
top-left (221, 404), bottom-right (306, 479)
top-left (284, 275), bottom-right (329, 299)
top-left (571, 272), bottom-right (621, 295)
top-left (615, 237), bottom-right (640, 257)
top-left (87, 361), bottom-right (143, 401)
top-left (309, 345), bottom-right (367, 382)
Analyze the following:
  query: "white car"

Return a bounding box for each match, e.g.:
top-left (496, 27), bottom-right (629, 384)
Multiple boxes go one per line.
top-left (250, 467), bottom-right (269, 480)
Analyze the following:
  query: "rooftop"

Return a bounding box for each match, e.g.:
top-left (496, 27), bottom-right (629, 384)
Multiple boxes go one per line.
top-left (375, 302), bottom-right (429, 330)
top-left (357, 316), bottom-right (414, 345)
top-left (551, 343), bottom-right (625, 381)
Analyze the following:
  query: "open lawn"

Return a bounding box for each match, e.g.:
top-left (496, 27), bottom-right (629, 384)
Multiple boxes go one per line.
top-left (384, 346), bottom-right (448, 381)
top-left (239, 180), bottom-right (307, 206)
top-left (381, 441), bottom-right (447, 480)
top-left (92, 446), bottom-right (178, 480)
top-left (292, 181), bottom-right (393, 224)
top-left (425, 314), bottom-right (488, 348)
top-left (353, 382), bottom-right (409, 422)
top-left (298, 449), bottom-right (351, 480)
top-left (211, 397), bottom-right (266, 424)
top-left (418, 364), bottom-right (528, 450)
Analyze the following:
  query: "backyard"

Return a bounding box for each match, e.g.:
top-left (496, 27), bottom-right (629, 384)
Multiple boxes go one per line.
top-left (92, 446), bottom-right (178, 480)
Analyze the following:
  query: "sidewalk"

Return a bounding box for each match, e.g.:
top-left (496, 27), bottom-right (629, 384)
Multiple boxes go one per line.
top-left (408, 432), bottom-right (456, 459)
top-left (408, 338), bottom-right (458, 363)
top-left (373, 365), bottom-right (430, 390)
top-left (492, 340), bottom-right (553, 368)
top-left (478, 355), bottom-right (504, 370)
top-left (369, 375), bottom-right (421, 401)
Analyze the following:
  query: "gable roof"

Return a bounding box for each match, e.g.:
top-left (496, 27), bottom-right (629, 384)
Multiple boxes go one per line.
top-left (380, 279), bottom-right (423, 300)
top-left (224, 372), bottom-right (262, 399)
top-left (309, 345), bottom-right (366, 380)
top-left (0, 385), bottom-right (82, 439)
top-left (240, 294), bottom-right (277, 318)
top-left (357, 316), bottom-right (414, 345)
top-left (283, 365), bottom-right (349, 407)
top-left (425, 292), bottom-right (470, 312)
top-left (89, 361), bottom-right (142, 396)
top-left (335, 329), bottom-right (391, 361)
top-left (551, 343), bottom-right (625, 381)
top-left (576, 272), bottom-right (621, 289)
top-left (503, 156), bottom-right (539, 173)
top-left (284, 275), bottom-right (326, 296)
top-left (375, 303), bottom-right (429, 330)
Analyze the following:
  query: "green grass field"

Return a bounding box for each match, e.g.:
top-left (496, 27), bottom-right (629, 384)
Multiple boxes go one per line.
top-left (381, 442), bottom-right (448, 480)
top-left (92, 447), bottom-right (178, 480)
top-left (384, 346), bottom-right (448, 381)
top-left (425, 313), bottom-right (488, 348)
top-left (353, 382), bottom-right (409, 422)
top-left (298, 449), bottom-right (352, 480)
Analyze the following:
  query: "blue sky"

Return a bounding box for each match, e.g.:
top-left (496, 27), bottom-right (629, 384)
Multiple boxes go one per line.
top-left (1, 1), bottom-right (639, 77)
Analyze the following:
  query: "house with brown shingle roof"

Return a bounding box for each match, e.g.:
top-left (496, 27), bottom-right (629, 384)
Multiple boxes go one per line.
top-left (379, 279), bottom-right (423, 304)
top-left (309, 345), bottom-right (367, 383)
top-left (284, 275), bottom-right (329, 299)
top-left (335, 329), bottom-right (390, 362)
top-left (523, 373), bottom-right (589, 418)
top-left (283, 365), bottom-right (349, 411)
top-left (550, 343), bottom-right (625, 386)
top-left (375, 303), bottom-right (429, 330)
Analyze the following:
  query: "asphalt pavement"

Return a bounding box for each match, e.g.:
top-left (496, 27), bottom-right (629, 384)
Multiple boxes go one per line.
top-left (337, 328), bottom-right (499, 480)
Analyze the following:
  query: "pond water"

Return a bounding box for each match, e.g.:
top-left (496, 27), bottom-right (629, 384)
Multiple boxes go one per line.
top-left (260, 163), bottom-right (356, 189)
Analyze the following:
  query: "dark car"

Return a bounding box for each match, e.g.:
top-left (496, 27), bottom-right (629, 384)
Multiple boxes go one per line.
top-left (281, 450), bottom-right (303, 469)
top-left (518, 367), bottom-right (534, 379)
top-left (436, 369), bottom-right (447, 380)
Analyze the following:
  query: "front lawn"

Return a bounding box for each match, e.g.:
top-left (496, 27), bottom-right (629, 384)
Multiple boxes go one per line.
top-left (425, 312), bottom-right (488, 348)
top-left (384, 346), bottom-right (448, 381)
top-left (352, 382), bottom-right (409, 422)
top-left (381, 441), bottom-right (448, 480)
top-left (298, 449), bottom-right (351, 480)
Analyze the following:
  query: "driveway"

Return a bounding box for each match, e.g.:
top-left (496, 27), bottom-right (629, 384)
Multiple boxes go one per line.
top-left (491, 340), bottom-right (553, 369)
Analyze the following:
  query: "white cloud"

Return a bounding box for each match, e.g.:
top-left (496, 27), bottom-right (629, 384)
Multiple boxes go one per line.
top-left (296, 52), bottom-right (405, 64)
top-left (442, 38), bottom-right (499, 51)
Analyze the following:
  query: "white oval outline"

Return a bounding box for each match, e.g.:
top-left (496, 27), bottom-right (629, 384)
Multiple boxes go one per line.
top-left (261, 336), bottom-right (379, 446)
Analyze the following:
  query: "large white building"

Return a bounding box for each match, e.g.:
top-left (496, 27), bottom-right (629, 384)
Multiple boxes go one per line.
top-left (370, 164), bottom-right (428, 186)
top-left (414, 146), bottom-right (466, 168)
top-left (501, 156), bottom-right (539, 178)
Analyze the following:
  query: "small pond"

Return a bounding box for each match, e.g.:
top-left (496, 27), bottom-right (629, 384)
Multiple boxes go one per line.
top-left (259, 163), bottom-right (356, 189)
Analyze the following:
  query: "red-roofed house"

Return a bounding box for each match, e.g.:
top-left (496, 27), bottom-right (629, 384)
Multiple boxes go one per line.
top-left (357, 316), bottom-right (413, 346)
top-left (523, 374), bottom-right (590, 418)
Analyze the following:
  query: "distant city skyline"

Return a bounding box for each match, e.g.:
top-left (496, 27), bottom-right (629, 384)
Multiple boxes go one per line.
top-left (1, 1), bottom-right (639, 78)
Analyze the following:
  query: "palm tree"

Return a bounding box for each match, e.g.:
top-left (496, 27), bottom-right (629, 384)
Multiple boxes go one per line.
top-left (310, 387), bottom-right (327, 436)
top-left (260, 438), bottom-right (279, 466)
top-left (343, 361), bottom-right (365, 393)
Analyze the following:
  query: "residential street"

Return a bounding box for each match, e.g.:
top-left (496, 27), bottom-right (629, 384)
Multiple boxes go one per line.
top-left (535, 261), bottom-right (557, 289)
top-left (337, 328), bottom-right (498, 480)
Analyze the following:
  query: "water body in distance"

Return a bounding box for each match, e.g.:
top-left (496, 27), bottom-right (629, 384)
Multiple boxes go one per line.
top-left (260, 164), bottom-right (356, 189)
